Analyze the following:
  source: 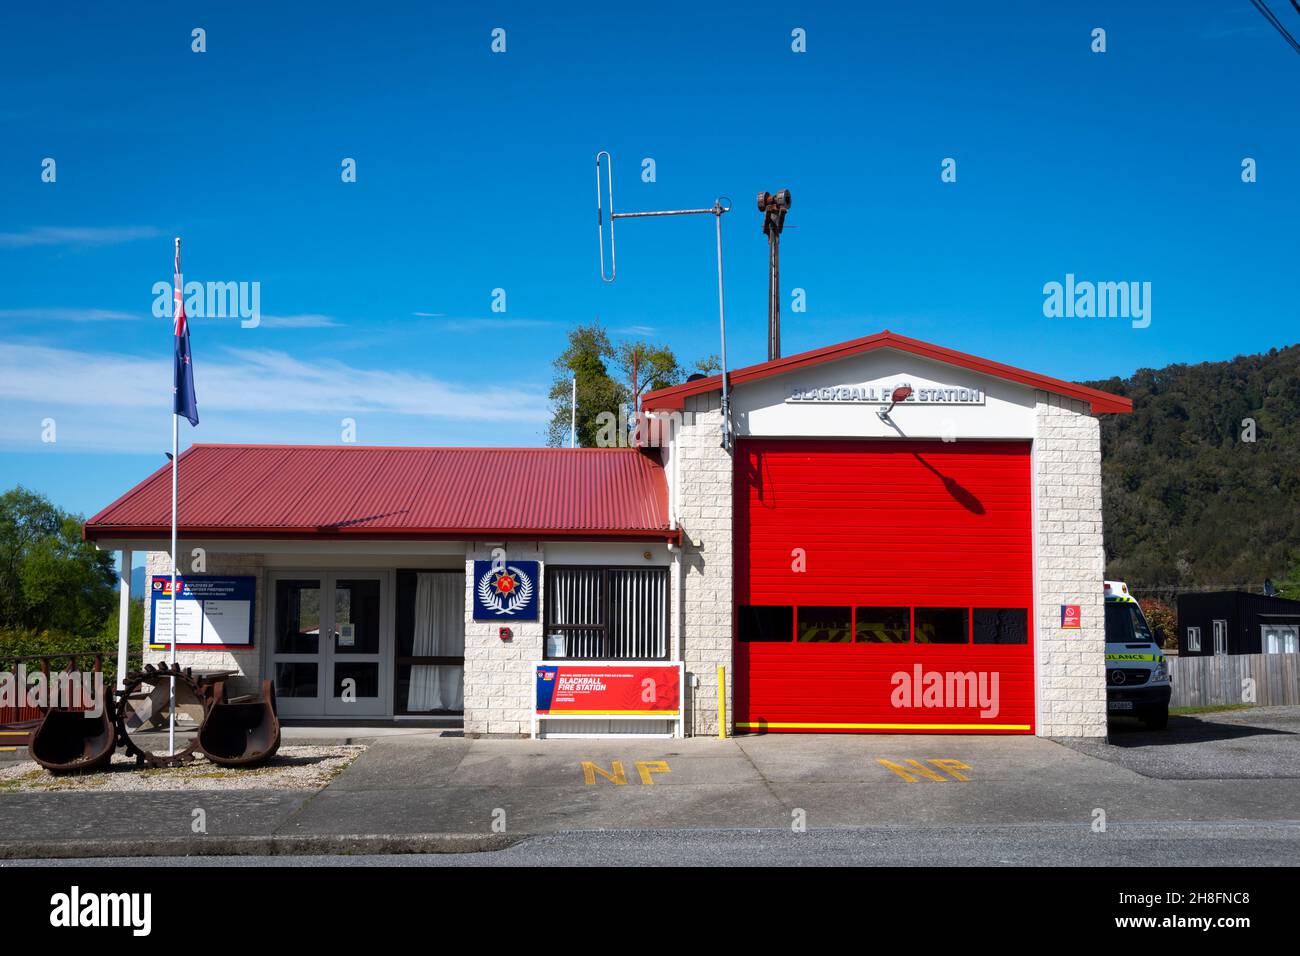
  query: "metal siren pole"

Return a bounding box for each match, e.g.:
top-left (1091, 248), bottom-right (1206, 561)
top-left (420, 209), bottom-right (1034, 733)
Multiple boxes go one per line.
top-left (595, 151), bottom-right (733, 451)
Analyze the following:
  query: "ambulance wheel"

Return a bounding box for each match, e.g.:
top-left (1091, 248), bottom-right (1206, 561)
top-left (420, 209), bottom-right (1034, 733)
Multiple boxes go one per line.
top-left (1142, 706), bottom-right (1168, 731)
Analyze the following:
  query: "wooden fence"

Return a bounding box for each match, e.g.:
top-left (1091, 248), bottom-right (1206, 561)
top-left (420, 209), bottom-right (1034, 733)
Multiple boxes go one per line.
top-left (1169, 652), bottom-right (1300, 708)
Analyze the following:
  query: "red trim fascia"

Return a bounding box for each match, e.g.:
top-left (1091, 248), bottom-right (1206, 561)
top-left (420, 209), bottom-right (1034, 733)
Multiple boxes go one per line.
top-left (642, 330), bottom-right (1133, 414)
top-left (84, 526), bottom-right (679, 543)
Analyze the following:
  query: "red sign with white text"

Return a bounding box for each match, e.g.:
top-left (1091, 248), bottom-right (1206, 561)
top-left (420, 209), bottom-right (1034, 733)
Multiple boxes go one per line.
top-left (1061, 604), bottom-right (1081, 628)
top-left (535, 664), bottom-right (681, 715)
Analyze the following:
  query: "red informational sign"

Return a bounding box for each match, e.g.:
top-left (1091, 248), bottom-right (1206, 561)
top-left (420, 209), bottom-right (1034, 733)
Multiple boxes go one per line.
top-left (535, 664), bottom-right (681, 716)
top-left (1061, 604), bottom-right (1081, 629)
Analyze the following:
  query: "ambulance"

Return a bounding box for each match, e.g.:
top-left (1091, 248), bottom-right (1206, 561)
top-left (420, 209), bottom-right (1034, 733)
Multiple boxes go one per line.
top-left (1103, 580), bottom-right (1171, 729)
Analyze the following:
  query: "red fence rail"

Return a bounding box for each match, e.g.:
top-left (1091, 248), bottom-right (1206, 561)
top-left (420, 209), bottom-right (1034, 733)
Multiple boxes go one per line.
top-left (0, 652), bottom-right (109, 748)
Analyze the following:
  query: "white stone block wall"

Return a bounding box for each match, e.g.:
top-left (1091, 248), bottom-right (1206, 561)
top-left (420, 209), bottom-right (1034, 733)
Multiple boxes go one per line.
top-left (140, 550), bottom-right (264, 697)
top-left (1032, 393), bottom-right (1108, 738)
top-left (675, 394), bottom-right (734, 736)
top-left (462, 543), bottom-right (543, 736)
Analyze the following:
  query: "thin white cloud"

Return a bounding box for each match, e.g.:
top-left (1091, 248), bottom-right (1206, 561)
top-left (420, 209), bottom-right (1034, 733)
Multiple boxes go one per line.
top-left (0, 341), bottom-right (549, 452)
top-left (434, 317), bottom-right (557, 332)
top-left (0, 226), bottom-right (162, 248)
top-left (256, 314), bottom-right (341, 328)
top-left (412, 311), bottom-right (446, 318)
top-left (617, 325), bottom-right (657, 336)
top-left (0, 307), bottom-right (141, 323)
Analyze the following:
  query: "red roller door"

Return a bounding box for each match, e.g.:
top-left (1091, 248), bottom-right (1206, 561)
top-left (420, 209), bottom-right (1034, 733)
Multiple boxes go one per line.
top-left (734, 439), bottom-right (1035, 734)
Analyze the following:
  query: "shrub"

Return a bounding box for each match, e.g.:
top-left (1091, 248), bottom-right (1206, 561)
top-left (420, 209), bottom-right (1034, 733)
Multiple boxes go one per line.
top-left (1138, 597), bottom-right (1177, 649)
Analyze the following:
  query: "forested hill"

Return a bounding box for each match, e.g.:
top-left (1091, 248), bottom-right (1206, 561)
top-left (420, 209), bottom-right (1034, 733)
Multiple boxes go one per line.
top-left (1082, 344), bottom-right (1300, 592)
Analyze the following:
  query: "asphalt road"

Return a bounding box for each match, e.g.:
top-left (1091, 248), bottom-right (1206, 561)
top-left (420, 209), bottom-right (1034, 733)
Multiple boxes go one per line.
top-left (6, 820), bottom-right (1299, 867)
top-left (3, 707), bottom-right (1298, 865)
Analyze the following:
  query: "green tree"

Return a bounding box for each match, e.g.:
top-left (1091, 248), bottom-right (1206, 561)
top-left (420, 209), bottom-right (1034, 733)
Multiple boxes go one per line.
top-left (547, 322), bottom-right (628, 447)
top-left (547, 323), bottom-right (725, 447)
top-left (692, 354), bottom-right (722, 376)
top-left (618, 341), bottom-right (681, 410)
top-left (0, 487), bottom-right (116, 634)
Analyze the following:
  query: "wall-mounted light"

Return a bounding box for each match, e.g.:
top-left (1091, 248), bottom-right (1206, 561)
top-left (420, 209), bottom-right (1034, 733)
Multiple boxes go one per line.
top-left (878, 386), bottom-right (913, 421)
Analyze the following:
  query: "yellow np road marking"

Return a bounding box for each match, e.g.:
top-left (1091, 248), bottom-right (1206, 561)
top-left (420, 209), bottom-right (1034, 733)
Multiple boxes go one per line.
top-left (878, 758), bottom-right (973, 782)
top-left (581, 759), bottom-right (672, 785)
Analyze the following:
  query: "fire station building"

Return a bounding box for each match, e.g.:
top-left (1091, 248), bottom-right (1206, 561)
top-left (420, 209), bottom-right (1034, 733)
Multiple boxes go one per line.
top-left (85, 330), bottom-right (1131, 739)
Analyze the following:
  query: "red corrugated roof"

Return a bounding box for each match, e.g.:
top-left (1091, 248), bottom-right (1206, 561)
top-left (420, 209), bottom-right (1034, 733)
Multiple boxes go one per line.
top-left (642, 330), bottom-right (1133, 414)
top-left (84, 446), bottom-right (673, 542)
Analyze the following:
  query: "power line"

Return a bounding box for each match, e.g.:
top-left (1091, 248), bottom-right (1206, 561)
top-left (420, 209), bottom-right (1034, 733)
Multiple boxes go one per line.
top-left (1128, 583), bottom-right (1294, 594)
top-left (1250, 0), bottom-right (1300, 54)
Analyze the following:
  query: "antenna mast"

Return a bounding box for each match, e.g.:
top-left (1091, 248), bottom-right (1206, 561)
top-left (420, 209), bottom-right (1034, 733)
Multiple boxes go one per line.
top-left (595, 151), bottom-right (734, 452)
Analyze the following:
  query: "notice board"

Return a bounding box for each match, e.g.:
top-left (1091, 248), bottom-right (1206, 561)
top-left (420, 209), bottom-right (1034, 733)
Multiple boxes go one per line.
top-left (149, 575), bottom-right (256, 649)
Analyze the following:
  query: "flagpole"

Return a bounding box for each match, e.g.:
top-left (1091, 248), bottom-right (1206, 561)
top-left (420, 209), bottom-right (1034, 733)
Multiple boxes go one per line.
top-left (169, 237), bottom-right (180, 757)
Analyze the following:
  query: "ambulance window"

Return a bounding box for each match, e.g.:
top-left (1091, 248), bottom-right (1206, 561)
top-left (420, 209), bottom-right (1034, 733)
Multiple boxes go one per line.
top-left (1104, 603), bottom-right (1154, 644)
top-left (797, 606), bottom-right (852, 643)
top-left (973, 608), bottom-right (1028, 645)
top-left (854, 607), bottom-right (910, 643)
top-left (1131, 607), bottom-right (1155, 643)
top-left (915, 608), bottom-right (969, 644)
top-left (738, 605), bottom-right (793, 642)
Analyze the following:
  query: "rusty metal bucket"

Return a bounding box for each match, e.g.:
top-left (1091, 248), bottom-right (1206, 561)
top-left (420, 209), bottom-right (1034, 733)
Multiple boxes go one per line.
top-left (197, 679), bottom-right (280, 767)
top-left (29, 707), bottom-right (115, 774)
top-left (26, 655), bottom-right (115, 774)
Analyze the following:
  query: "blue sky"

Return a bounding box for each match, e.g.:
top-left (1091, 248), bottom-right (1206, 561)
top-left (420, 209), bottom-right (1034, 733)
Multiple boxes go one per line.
top-left (2, 1), bottom-right (1298, 519)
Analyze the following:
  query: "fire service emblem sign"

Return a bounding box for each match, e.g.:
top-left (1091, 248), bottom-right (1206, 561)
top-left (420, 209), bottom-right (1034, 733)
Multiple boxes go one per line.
top-left (472, 560), bottom-right (540, 622)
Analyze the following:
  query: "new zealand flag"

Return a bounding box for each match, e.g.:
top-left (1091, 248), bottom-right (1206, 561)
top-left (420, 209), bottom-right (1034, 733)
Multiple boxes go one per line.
top-left (173, 259), bottom-right (199, 427)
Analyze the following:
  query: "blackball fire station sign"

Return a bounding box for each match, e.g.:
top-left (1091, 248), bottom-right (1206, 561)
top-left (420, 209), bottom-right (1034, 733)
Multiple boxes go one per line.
top-left (786, 381), bottom-right (986, 405)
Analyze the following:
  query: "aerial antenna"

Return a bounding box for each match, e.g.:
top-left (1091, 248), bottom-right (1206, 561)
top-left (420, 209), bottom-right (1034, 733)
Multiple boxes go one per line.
top-left (595, 150), bottom-right (734, 451)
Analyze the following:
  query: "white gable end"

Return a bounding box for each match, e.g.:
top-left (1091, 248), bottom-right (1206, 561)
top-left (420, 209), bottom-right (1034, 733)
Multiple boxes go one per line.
top-left (730, 347), bottom-right (1039, 440)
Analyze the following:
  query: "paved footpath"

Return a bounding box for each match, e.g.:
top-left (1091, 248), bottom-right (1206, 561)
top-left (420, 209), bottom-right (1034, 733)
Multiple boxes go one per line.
top-left (1, 708), bottom-right (1298, 861)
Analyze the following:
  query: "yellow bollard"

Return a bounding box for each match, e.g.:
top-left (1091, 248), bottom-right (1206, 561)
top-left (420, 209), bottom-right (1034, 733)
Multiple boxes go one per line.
top-left (717, 663), bottom-right (727, 739)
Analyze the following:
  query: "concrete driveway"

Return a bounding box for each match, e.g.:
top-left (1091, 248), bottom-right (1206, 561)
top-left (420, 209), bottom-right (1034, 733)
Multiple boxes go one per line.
top-left (275, 709), bottom-right (1300, 839)
top-left (1065, 706), bottom-right (1300, 780)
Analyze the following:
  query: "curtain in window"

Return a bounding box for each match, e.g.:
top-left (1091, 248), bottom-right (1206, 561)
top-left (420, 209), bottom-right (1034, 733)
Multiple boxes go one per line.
top-left (408, 573), bottom-right (465, 711)
top-left (609, 569), bottom-right (667, 659)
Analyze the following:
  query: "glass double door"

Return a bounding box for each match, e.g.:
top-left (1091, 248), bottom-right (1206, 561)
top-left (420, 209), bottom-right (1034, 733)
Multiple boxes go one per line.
top-left (270, 572), bottom-right (391, 717)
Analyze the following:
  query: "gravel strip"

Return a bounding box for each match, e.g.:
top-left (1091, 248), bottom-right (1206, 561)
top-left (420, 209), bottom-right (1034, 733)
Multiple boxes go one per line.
top-left (0, 745), bottom-right (365, 793)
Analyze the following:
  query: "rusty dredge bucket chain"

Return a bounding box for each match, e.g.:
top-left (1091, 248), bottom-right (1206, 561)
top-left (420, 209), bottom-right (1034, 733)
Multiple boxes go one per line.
top-left (20, 655), bottom-right (281, 773)
top-left (116, 662), bottom-right (205, 768)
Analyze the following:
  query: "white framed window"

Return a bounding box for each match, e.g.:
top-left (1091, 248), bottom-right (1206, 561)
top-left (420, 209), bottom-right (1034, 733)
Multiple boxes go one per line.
top-left (1186, 626), bottom-right (1201, 653)
top-left (1212, 619), bottom-right (1228, 656)
top-left (1262, 625), bottom-right (1299, 655)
